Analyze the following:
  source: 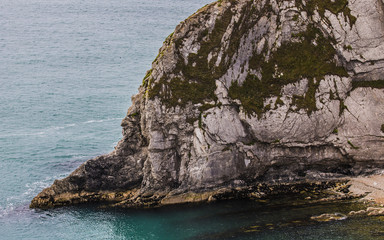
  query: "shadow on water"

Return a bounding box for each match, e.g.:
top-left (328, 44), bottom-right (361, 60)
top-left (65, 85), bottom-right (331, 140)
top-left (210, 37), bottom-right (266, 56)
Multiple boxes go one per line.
top-left (30, 193), bottom-right (382, 240)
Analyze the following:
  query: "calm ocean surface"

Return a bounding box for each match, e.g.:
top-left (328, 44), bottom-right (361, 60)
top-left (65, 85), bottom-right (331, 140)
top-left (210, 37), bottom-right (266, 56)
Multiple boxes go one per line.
top-left (1, 0), bottom-right (384, 239)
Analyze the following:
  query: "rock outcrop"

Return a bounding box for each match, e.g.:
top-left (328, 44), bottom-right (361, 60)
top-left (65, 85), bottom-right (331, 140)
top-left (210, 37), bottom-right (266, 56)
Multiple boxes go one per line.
top-left (31, 0), bottom-right (384, 208)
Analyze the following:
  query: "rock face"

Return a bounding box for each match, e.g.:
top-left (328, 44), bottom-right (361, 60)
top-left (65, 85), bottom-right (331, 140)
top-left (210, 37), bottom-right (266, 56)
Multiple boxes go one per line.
top-left (31, 0), bottom-right (384, 208)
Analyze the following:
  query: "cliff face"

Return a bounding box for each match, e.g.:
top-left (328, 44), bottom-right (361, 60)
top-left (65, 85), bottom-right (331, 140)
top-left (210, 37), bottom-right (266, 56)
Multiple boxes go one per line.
top-left (31, 0), bottom-right (384, 208)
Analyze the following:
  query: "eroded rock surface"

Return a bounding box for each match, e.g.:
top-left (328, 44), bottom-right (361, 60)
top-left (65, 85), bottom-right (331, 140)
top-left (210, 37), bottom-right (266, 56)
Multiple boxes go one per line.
top-left (31, 0), bottom-right (384, 208)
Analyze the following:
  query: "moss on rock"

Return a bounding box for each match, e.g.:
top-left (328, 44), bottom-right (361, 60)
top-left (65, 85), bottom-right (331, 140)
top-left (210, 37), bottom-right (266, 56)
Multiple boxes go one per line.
top-left (352, 80), bottom-right (384, 89)
top-left (295, 0), bottom-right (357, 26)
top-left (229, 24), bottom-right (348, 117)
top-left (148, 1), bottom-right (350, 117)
top-left (148, 0), bottom-right (272, 109)
top-left (348, 140), bottom-right (359, 149)
top-left (147, 5), bottom-right (236, 108)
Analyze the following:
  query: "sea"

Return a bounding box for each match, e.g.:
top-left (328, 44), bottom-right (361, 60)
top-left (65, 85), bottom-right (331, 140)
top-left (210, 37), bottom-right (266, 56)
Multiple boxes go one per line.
top-left (1, 0), bottom-right (384, 239)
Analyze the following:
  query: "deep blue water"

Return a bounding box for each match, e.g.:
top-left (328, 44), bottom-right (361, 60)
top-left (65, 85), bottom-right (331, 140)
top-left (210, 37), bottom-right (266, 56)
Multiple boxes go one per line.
top-left (1, 0), bottom-right (384, 239)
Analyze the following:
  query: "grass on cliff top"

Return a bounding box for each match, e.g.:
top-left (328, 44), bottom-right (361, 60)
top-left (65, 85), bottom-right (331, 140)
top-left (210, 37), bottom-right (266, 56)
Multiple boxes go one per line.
top-left (148, 5), bottom-right (235, 107)
top-left (148, 0), bottom-right (271, 109)
top-left (295, 0), bottom-right (357, 26)
top-left (147, 0), bottom-right (350, 118)
top-left (229, 24), bottom-right (348, 118)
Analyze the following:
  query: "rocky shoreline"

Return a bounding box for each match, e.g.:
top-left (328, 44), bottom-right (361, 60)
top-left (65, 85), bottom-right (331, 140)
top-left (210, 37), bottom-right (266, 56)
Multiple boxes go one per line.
top-left (310, 174), bottom-right (384, 221)
top-left (31, 175), bottom-right (384, 222)
top-left (29, 178), bottom-right (362, 209)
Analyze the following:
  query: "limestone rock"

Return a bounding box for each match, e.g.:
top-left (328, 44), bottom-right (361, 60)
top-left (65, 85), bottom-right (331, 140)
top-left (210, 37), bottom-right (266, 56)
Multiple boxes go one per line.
top-left (32, 0), bottom-right (384, 208)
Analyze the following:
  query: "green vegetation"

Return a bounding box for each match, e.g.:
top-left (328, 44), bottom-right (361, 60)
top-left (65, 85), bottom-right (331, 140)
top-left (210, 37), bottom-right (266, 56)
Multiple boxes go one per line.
top-left (199, 102), bottom-right (221, 113)
top-left (142, 69), bottom-right (152, 88)
top-left (275, 97), bottom-right (284, 108)
top-left (229, 75), bottom-right (269, 118)
top-left (186, 117), bottom-right (199, 125)
top-left (328, 83), bottom-right (347, 116)
top-left (339, 100), bottom-right (348, 115)
top-left (343, 45), bottom-right (352, 51)
top-left (291, 79), bottom-right (320, 115)
top-left (148, 76), bottom-right (217, 107)
top-left (222, 145), bottom-right (231, 152)
top-left (148, 6), bottom-right (236, 108)
top-left (243, 139), bottom-right (257, 146)
top-left (148, 1), bottom-right (271, 110)
top-left (329, 90), bottom-right (335, 100)
top-left (347, 140), bottom-right (359, 149)
top-left (295, 0), bottom-right (357, 26)
top-left (147, 0), bottom-right (350, 119)
top-left (152, 33), bottom-right (174, 64)
top-left (352, 80), bottom-right (384, 89)
top-left (229, 24), bottom-right (347, 117)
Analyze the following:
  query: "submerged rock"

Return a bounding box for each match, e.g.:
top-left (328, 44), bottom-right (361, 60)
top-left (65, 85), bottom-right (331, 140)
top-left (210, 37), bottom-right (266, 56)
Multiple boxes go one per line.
top-left (311, 212), bottom-right (348, 222)
top-left (31, 0), bottom-right (384, 208)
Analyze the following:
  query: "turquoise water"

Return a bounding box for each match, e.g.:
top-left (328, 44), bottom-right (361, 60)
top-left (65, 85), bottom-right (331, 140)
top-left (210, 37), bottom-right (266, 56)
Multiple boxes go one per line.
top-left (1, 0), bottom-right (384, 239)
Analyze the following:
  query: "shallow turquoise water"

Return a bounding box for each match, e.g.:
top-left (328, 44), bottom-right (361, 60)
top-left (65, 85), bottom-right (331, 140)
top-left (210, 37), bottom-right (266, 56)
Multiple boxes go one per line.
top-left (1, 0), bottom-right (384, 239)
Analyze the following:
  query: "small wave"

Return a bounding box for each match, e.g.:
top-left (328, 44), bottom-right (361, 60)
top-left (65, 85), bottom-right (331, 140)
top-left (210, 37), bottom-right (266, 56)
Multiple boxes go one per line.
top-left (0, 123), bottom-right (78, 138)
top-left (0, 119), bottom-right (121, 138)
top-left (0, 202), bottom-right (34, 219)
top-left (0, 131), bottom-right (46, 138)
top-left (0, 175), bottom-right (63, 219)
top-left (0, 203), bottom-right (15, 218)
top-left (52, 123), bottom-right (76, 130)
top-left (83, 118), bottom-right (120, 124)
top-left (84, 119), bottom-right (104, 123)
top-left (24, 179), bottom-right (52, 197)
